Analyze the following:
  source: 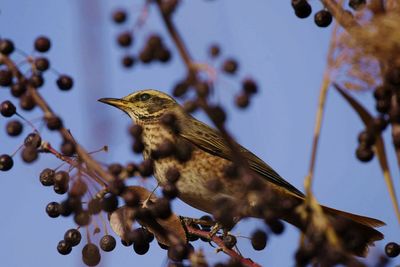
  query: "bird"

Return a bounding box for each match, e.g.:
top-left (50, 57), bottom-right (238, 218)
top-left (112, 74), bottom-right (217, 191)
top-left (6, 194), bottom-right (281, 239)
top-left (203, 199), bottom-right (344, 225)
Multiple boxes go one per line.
top-left (99, 89), bottom-right (384, 257)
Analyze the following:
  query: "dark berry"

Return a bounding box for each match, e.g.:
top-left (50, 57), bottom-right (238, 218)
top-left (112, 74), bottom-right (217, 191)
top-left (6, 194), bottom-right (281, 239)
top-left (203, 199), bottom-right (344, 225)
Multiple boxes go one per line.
top-left (173, 81), bottom-right (189, 97)
top-left (162, 182), bottom-right (179, 199)
top-left (122, 55), bottom-right (135, 68)
top-left (122, 190), bottom-right (140, 207)
top-left (56, 75), bottom-right (73, 90)
top-left (117, 32), bottom-right (133, 47)
top-left (209, 44), bottom-right (220, 58)
top-left (292, 0), bottom-right (312, 18)
top-left (133, 240), bottom-right (150, 255)
top-left (251, 229), bottom-right (268, 250)
top-left (129, 124), bottom-right (143, 138)
top-left (46, 115), bottom-right (63, 130)
top-left (28, 73), bottom-right (44, 88)
top-left (376, 99), bottom-right (390, 114)
top-left (151, 197), bottom-right (172, 219)
top-left (165, 167), bottom-right (180, 183)
top-left (139, 48), bottom-right (154, 63)
top-left (1, 100), bottom-right (16, 117)
top-left (108, 163), bottom-right (123, 176)
top-left (235, 94), bottom-right (249, 108)
top-left (0, 154), bottom-right (13, 171)
top-left (64, 229), bottom-right (82, 247)
top-left (61, 140), bottom-right (76, 156)
top-left (57, 240), bottom-right (72, 255)
top-left (385, 242), bottom-right (400, 258)
top-left (6, 120), bottom-right (23, 136)
top-left (46, 202), bottom-right (60, 218)
top-left (0, 69), bottom-right (13, 87)
top-left (82, 243), bottom-right (101, 266)
top-left (88, 198), bottom-right (102, 214)
top-left (155, 49), bottom-right (171, 63)
top-left (100, 235), bottom-right (116, 252)
top-left (24, 132), bottom-right (41, 148)
top-left (268, 219), bottom-right (285, 234)
top-left (356, 145), bottom-right (374, 162)
top-left (168, 243), bottom-right (189, 261)
top-left (358, 130), bottom-right (376, 146)
top-left (223, 235), bottom-right (237, 249)
top-left (39, 168), bottom-right (55, 186)
top-left (0, 39), bottom-right (14, 55)
top-left (34, 57), bottom-right (50, 72)
top-left (148, 35), bottom-right (162, 49)
top-left (54, 171), bottom-right (70, 186)
top-left (54, 182), bottom-right (69, 195)
top-left (222, 59), bottom-right (238, 74)
top-left (101, 194), bottom-right (119, 212)
top-left (242, 79), bottom-right (258, 94)
top-left (74, 210), bottom-right (91, 226)
top-left (195, 81), bottom-right (210, 97)
top-left (314, 10), bottom-right (333, 27)
top-left (138, 159), bottom-right (154, 177)
top-left (349, 0), bottom-right (366, 10)
top-left (112, 9), bottom-right (127, 24)
top-left (209, 105), bottom-right (226, 124)
top-left (132, 140), bottom-right (145, 153)
top-left (11, 82), bottom-right (27, 97)
top-left (20, 94), bottom-right (36, 111)
top-left (21, 145), bottom-right (38, 163)
top-left (374, 85), bottom-right (391, 100)
top-left (34, 36), bottom-right (51, 52)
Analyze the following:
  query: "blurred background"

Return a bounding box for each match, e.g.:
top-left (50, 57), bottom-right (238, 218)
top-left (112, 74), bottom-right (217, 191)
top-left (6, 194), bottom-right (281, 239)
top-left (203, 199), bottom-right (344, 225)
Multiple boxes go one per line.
top-left (0, 0), bottom-right (398, 266)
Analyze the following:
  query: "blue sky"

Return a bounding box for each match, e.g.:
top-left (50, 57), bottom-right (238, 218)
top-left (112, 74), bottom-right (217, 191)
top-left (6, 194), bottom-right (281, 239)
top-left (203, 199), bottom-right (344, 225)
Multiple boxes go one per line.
top-left (0, 0), bottom-right (398, 266)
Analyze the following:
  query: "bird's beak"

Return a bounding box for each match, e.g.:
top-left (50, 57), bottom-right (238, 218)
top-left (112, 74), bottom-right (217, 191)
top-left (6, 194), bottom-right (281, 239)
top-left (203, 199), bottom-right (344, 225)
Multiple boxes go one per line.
top-left (98, 98), bottom-right (131, 111)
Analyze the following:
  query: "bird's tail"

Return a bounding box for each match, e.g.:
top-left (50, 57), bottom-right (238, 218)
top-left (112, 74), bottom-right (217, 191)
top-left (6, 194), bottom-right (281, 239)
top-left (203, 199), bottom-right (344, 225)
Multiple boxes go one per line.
top-left (321, 206), bottom-right (385, 257)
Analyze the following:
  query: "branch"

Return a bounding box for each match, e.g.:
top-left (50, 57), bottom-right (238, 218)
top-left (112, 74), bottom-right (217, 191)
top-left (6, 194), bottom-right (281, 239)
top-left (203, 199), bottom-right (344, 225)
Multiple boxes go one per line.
top-left (186, 226), bottom-right (262, 267)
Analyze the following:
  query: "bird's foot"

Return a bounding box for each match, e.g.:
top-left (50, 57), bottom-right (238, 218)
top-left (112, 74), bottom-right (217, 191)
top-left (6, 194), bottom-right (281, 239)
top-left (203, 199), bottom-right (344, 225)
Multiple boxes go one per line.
top-left (208, 223), bottom-right (222, 238)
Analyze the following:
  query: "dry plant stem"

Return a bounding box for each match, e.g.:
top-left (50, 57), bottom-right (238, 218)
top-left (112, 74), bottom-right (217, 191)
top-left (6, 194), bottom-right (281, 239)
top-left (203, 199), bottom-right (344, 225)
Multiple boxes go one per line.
top-left (0, 54), bottom-right (114, 185)
top-left (186, 226), bottom-right (261, 267)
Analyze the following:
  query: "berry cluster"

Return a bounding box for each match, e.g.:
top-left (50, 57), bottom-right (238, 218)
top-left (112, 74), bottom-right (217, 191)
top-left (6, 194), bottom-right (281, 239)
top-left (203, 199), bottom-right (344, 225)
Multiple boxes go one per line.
top-left (290, 0), bottom-right (366, 27)
top-left (355, 66), bottom-right (400, 162)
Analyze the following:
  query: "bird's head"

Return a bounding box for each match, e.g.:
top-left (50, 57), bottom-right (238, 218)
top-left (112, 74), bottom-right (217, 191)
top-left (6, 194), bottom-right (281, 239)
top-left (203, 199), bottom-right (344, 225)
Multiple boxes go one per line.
top-left (98, 89), bottom-right (180, 122)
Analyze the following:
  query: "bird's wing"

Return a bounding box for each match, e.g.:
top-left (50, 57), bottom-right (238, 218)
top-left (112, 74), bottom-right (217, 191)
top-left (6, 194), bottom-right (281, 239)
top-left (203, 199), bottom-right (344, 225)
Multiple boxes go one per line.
top-left (179, 117), bottom-right (305, 198)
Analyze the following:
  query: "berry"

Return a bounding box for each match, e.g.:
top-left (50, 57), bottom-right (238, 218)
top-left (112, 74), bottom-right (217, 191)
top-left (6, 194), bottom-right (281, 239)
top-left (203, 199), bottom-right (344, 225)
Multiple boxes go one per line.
top-left (82, 243), bottom-right (101, 267)
top-left (88, 198), bottom-right (102, 214)
top-left (195, 82), bottom-right (210, 97)
top-left (24, 132), bottom-right (41, 148)
top-left (28, 73), bottom-right (44, 88)
top-left (0, 154), bottom-right (13, 171)
top-left (122, 55), bottom-right (135, 68)
top-left (122, 190), bottom-right (140, 207)
top-left (235, 94), bottom-right (249, 108)
top-left (34, 36), bottom-right (51, 52)
top-left (292, 0), bottom-right (312, 18)
top-left (168, 243), bottom-right (189, 261)
top-left (101, 194), bottom-right (119, 212)
top-left (209, 105), bottom-right (226, 124)
top-left (155, 49), bottom-right (171, 63)
top-left (251, 229), bottom-right (268, 250)
top-left (20, 94), bottom-right (36, 110)
top-left (1, 100), bottom-right (16, 117)
top-left (358, 130), bottom-right (375, 146)
top-left (242, 79), bottom-right (258, 94)
top-left (222, 59), bottom-right (238, 74)
top-left (100, 235), bottom-right (116, 252)
top-left (166, 167), bottom-right (180, 183)
top-left (173, 82), bottom-right (189, 97)
top-left (133, 240), bottom-right (150, 255)
top-left (314, 10), bottom-right (333, 27)
top-left (151, 197), bottom-right (172, 219)
top-left (117, 32), bottom-right (133, 47)
top-left (34, 57), bottom-right (50, 72)
top-left (6, 120), bottom-right (23, 136)
top-left (74, 210), bottom-right (91, 226)
top-left (61, 140), bottom-right (75, 156)
top-left (21, 145), bottom-right (38, 163)
top-left (268, 219), bottom-right (285, 234)
top-left (349, 0), bottom-right (366, 10)
top-left (46, 115), bottom-right (63, 130)
top-left (356, 145), bottom-right (374, 162)
top-left (132, 140), bottom-right (145, 153)
top-left (54, 171), bottom-right (70, 186)
top-left (112, 9), bottom-right (127, 24)
top-left (0, 69), bottom-right (13, 87)
top-left (385, 242), bottom-right (400, 258)
top-left (129, 124), bottom-right (143, 138)
top-left (57, 240), bottom-right (72, 255)
top-left (108, 163), bottom-right (123, 176)
top-left (39, 168), bottom-right (55, 186)
top-left (56, 75), bottom-right (73, 90)
top-left (0, 39), bottom-right (15, 55)
top-left (11, 82), bottom-right (27, 97)
top-left (138, 159), bottom-right (154, 177)
top-left (46, 202), bottom-right (60, 218)
top-left (162, 182), bottom-right (179, 199)
top-left (223, 234), bottom-right (237, 249)
top-left (209, 44), bottom-right (220, 58)
top-left (64, 229), bottom-right (82, 247)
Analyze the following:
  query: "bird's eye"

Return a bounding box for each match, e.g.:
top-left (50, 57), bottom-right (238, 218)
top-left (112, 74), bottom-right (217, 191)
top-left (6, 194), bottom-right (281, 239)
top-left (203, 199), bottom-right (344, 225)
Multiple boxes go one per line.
top-left (139, 93), bottom-right (151, 101)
